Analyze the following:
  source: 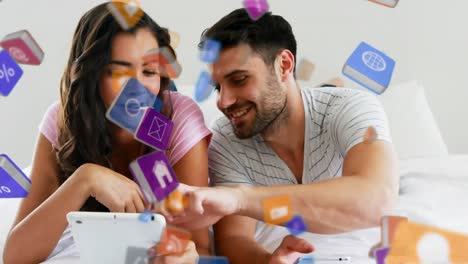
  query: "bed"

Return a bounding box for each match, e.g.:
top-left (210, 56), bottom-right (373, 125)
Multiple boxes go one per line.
top-left (1, 80), bottom-right (467, 263)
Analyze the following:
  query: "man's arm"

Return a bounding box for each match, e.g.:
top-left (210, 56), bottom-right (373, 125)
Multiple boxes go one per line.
top-left (236, 139), bottom-right (399, 233)
top-left (170, 139), bottom-right (398, 234)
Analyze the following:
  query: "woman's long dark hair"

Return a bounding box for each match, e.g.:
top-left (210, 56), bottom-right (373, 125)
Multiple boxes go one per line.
top-left (57, 2), bottom-right (175, 211)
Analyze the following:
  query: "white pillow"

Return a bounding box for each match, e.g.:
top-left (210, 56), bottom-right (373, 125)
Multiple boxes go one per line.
top-left (378, 80), bottom-right (448, 159)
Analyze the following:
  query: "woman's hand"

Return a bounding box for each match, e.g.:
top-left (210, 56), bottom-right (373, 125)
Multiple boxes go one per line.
top-left (149, 240), bottom-right (199, 264)
top-left (79, 163), bottom-right (147, 213)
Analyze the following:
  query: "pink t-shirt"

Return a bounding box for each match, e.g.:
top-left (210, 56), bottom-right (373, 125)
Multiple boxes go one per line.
top-left (38, 92), bottom-right (212, 166)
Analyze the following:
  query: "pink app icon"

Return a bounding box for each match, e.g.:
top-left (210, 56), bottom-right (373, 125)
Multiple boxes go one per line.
top-left (243, 0), bottom-right (269, 21)
top-left (0, 30), bottom-right (44, 65)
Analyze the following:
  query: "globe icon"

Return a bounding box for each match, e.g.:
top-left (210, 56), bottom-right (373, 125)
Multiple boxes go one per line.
top-left (362, 51), bottom-right (386, 72)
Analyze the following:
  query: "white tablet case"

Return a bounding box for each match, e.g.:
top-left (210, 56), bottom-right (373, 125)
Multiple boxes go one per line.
top-left (67, 212), bottom-right (166, 264)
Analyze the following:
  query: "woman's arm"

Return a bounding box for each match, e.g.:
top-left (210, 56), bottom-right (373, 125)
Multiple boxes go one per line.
top-left (3, 134), bottom-right (146, 264)
top-left (3, 134), bottom-right (91, 264)
top-left (172, 136), bottom-right (211, 256)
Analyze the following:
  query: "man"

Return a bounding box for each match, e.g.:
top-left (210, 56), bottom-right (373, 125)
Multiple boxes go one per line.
top-left (163, 8), bottom-right (399, 264)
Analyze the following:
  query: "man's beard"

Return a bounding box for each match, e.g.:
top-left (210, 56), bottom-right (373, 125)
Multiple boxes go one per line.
top-left (231, 74), bottom-right (288, 139)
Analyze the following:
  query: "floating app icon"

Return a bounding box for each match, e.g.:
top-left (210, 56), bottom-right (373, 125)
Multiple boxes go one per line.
top-left (169, 80), bottom-right (178, 92)
top-left (157, 226), bottom-right (191, 256)
top-left (200, 39), bottom-right (221, 63)
top-left (138, 210), bottom-right (153, 223)
top-left (243, 0), bottom-right (269, 21)
top-left (387, 221), bottom-right (468, 264)
top-left (369, 0), bottom-right (399, 8)
top-left (262, 195), bottom-right (292, 225)
top-left (135, 107), bottom-right (173, 151)
top-left (107, 0), bottom-right (144, 30)
top-left (295, 255), bottom-right (314, 264)
top-left (381, 215), bottom-right (408, 247)
top-left (130, 151), bottom-right (179, 203)
top-left (296, 58), bottom-right (315, 81)
top-left (286, 215), bottom-right (307, 236)
top-left (0, 50), bottom-right (23, 96)
top-left (164, 189), bottom-right (189, 214)
top-left (375, 247), bottom-right (390, 264)
top-left (0, 154), bottom-right (31, 198)
top-left (143, 47), bottom-right (182, 79)
top-left (125, 246), bottom-right (149, 264)
top-left (111, 68), bottom-right (137, 92)
top-left (342, 41), bottom-right (395, 95)
top-left (153, 96), bottom-right (163, 112)
top-left (106, 78), bottom-right (157, 134)
top-left (197, 256), bottom-right (230, 264)
top-left (0, 30), bottom-right (44, 65)
top-left (194, 70), bottom-right (214, 103)
top-left (169, 30), bottom-right (180, 49)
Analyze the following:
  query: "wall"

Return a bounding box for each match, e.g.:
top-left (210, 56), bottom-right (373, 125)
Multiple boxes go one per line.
top-left (0, 0), bottom-right (467, 167)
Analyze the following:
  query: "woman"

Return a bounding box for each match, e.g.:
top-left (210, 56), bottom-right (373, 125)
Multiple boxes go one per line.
top-left (3, 2), bottom-right (211, 263)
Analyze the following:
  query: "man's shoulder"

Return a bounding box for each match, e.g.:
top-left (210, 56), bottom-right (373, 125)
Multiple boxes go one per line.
top-left (301, 87), bottom-right (378, 113)
top-left (302, 86), bottom-right (371, 101)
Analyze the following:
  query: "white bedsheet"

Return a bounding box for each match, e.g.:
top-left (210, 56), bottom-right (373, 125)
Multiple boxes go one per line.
top-left (1, 156), bottom-right (468, 264)
top-left (255, 155), bottom-right (468, 263)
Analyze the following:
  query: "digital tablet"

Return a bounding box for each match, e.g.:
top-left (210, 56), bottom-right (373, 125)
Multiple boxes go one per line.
top-left (67, 211), bottom-right (166, 264)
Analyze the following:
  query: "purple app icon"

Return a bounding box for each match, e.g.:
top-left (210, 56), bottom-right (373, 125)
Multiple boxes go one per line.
top-left (129, 151), bottom-right (178, 203)
top-left (199, 39), bottom-right (221, 63)
top-left (0, 154), bottom-right (31, 198)
top-left (375, 247), bottom-right (390, 264)
top-left (135, 107), bottom-right (173, 151)
top-left (0, 50), bottom-right (23, 96)
top-left (286, 215), bottom-right (307, 236)
top-left (243, 0), bottom-right (269, 21)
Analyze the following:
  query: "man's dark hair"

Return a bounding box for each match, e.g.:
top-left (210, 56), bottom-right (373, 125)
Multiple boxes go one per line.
top-left (200, 8), bottom-right (297, 73)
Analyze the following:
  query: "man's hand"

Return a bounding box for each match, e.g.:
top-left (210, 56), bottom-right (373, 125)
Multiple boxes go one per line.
top-left (153, 183), bottom-right (243, 230)
top-left (267, 235), bottom-right (315, 264)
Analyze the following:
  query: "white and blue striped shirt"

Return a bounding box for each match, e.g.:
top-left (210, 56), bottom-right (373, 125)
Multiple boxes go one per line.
top-left (208, 87), bottom-right (392, 187)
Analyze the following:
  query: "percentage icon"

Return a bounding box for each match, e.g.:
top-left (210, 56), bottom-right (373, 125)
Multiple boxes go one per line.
top-left (0, 50), bottom-right (23, 96)
top-left (0, 63), bottom-right (15, 83)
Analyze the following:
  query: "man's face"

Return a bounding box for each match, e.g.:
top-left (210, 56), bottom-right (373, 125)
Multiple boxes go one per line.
top-left (211, 44), bottom-right (287, 139)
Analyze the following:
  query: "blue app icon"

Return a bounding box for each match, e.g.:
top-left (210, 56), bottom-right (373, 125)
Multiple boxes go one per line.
top-left (194, 70), bottom-right (214, 103)
top-left (0, 50), bottom-right (23, 96)
top-left (197, 256), bottom-right (229, 264)
top-left (106, 78), bottom-right (156, 133)
top-left (342, 41), bottom-right (395, 95)
top-left (286, 215), bottom-right (307, 236)
top-left (200, 39), bottom-right (221, 63)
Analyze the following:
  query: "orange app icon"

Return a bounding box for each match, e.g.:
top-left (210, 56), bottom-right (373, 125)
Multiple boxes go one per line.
top-left (262, 195), bottom-right (293, 225)
top-left (157, 226), bottom-right (191, 256)
top-left (107, 0), bottom-right (144, 30)
top-left (111, 68), bottom-right (137, 92)
top-left (386, 221), bottom-right (468, 264)
top-left (381, 215), bottom-right (408, 247)
top-left (143, 47), bottom-right (182, 79)
top-left (164, 190), bottom-right (189, 214)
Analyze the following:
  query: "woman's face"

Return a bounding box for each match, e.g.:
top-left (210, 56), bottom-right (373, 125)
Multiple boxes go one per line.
top-left (100, 27), bottom-right (161, 109)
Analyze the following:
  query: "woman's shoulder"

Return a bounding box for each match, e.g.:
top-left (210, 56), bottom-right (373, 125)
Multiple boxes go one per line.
top-left (169, 91), bottom-right (203, 118)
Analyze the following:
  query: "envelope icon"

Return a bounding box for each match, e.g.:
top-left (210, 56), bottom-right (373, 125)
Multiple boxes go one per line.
top-left (148, 116), bottom-right (167, 141)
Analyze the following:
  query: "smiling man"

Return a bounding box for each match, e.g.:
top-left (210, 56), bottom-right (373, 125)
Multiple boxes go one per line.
top-left (164, 8), bottom-right (399, 264)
